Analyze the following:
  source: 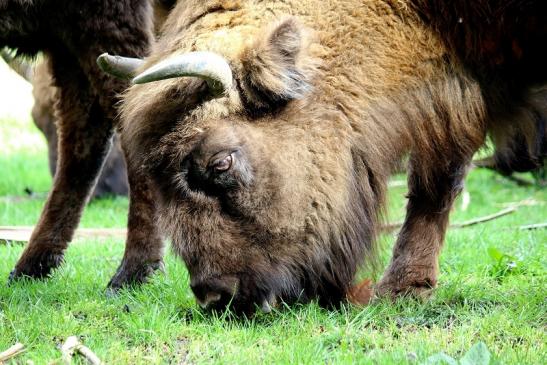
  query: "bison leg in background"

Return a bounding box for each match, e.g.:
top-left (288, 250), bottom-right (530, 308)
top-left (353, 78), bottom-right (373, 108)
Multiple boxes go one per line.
top-left (107, 165), bottom-right (164, 291)
top-left (9, 53), bottom-right (115, 279)
top-left (28, 58), bottom-right (130, 198)
top-left (375, 74), bottom-right (488, 299)
top-left (375, 158), bottom-right (473, 298)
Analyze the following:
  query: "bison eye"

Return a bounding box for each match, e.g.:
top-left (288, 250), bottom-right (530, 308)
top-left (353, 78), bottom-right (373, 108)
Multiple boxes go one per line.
top-left (210, 153), bottom-right (233, 172)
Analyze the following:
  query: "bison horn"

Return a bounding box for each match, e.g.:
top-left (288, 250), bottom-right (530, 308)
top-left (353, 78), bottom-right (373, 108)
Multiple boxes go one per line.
top-left (132, 51), bottom-right (233, 96)
top-left (96, 53), bottom-right (144, 80)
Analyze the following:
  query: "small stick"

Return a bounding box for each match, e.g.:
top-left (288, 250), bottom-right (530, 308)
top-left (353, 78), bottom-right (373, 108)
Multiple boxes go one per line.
top-left (61, 336), bottom-right (102, 365)
top-left (0, 343), bottom-right (25, 362)
top-left (380, 222), bottom-right (404, 233)
top-left (502, 198), bottom-right (540, 208)
top-left (519, 222), bottom-right (547, 230)
top-left (0, 226), bottom-right (127, 243)
top-left (388, 180), bottom-right (406, 188)
top-left (61, 336), bottom-right (79, 364)
top-left (75, 345), bottom-right (102, 365)
top-left (452, 207), bottom-right (516, 228)
top-left (381, 207), bottom-right (517, 232)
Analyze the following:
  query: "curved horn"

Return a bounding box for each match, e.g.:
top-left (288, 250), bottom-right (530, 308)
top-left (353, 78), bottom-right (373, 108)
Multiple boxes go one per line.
top-left (132, 51), bottom-right (233, 96)
top-left (97, 53), bottom-right (145, 80)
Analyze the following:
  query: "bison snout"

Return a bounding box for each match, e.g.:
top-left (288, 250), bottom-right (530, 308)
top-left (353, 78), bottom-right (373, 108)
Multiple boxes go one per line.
top-left (190, 275), bottom-right (240, 310)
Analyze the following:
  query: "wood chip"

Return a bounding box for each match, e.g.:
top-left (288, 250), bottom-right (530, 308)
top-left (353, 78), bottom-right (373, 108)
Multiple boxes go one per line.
top-left (61, 336), bottom-right (102, 365)
top-left (0, 343), bottom-right (25, 362)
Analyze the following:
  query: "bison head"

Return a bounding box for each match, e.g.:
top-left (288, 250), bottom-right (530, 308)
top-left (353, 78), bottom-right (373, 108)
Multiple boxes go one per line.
top-left (100, 18), bottom-right (379, 315)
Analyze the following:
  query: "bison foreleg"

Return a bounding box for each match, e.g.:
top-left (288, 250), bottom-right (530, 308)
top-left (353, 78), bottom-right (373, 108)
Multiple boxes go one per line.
top-left (376, 158), bottom-right (472, 298)
top-left (9, 54), bottom-right (114, 281)
top-left (106, 163), bottom-right (165, 292)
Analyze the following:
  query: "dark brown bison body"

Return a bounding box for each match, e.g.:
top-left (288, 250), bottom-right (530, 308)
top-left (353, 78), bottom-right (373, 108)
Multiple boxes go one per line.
top-left (0, 0), bottom-right (177, 199)
top-left (0, 0), bottom-right (168, 287)
top-left (1, 55), bottom-right (129, 198)
top-left (29, 60), bottom-right (131, 199)
top-left (98, 0), bottom-right (546, 314)
top-left (416, 0), bottom-right (547, 185)
top-left (475, 94), bottom-right (546, 185)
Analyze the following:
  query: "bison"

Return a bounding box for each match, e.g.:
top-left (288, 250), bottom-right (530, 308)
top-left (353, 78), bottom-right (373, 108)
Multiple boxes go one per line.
top-left (0, 0), bottom-right (172, 288)
top-left (1, 51), bottom-right (129, 198)
top-left (0, 0), bottom-right (176, 198)
top-left (98, 0), bottom-right (547, 314)
top-left (474, 90), bottom-right (546, 186)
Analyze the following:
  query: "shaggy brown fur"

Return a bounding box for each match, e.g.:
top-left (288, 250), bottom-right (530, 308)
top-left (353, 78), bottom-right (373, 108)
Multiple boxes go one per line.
top-left (116, 0), bottom-right (545, 314)
top-left (0, 0), bottom-right (167, 287)
top-left (1, 55), bottom-right (129, 198)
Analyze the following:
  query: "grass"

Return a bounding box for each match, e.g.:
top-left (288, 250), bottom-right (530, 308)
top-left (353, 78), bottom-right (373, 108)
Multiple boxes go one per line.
top-left (0, 113), bottom-right (545, 364)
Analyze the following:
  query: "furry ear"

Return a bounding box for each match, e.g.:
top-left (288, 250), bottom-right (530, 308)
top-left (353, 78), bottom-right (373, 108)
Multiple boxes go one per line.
top-left (239, 17), bottom-right (316, 114)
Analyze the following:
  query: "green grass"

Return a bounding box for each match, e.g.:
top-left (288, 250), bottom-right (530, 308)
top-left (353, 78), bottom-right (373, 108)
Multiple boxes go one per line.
top-left (0, 115), bottom-right (545, 364)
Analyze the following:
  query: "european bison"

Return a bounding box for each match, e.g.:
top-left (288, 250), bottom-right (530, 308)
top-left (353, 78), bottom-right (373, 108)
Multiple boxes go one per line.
top-left (0, 0), bottom-right (169, 288)
top-left (0, 0), bottom-right (176, 198)
top-left (474, 89), bottom-right (546, 186)
top-left (1, 51), bottom-right (129, 198)
top-left (99, 0), bottom-right (547, 314)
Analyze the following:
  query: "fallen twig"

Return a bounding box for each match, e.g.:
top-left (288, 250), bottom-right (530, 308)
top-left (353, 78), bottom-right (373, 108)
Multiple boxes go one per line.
top-left (0, 343), bottom-right (25, 362)
top-left (382, 207), bottom-right (517, 232)
top-left (61, 336), bottom-right (102, 365)
top-left (519, 222), bottom-right (547, 230)
top-left (0, 226), bottom-right (126, 243)
top-left (451, 207), bottom-right (516, 228)
top-left (61, 337), bottom-right (77, 364)
top-left (381, 222), bottom-right (404, 232)
top-left (388, 180), bottom-right (406, 188)
top-left (502, 198), bottom-right (541, 208)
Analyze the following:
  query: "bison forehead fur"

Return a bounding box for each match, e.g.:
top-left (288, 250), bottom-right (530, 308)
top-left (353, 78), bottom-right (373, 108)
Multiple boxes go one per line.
top-left (120, 0), bottom-right (546, 314)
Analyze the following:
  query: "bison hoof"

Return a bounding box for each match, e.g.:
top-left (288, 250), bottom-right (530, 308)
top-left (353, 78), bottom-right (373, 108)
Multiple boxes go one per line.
top-left (8, 250), bottom-right (65, 283)
top-left (374, 277), bottom-right (436, 300)
top-left (106, 260), bottom-right (165, 294)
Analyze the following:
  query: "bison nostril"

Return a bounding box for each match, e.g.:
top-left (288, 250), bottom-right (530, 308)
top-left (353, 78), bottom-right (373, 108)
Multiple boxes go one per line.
top-left (190, 275), bottom-right (240, 310)
top-left (197, 292), bottom-right (222, 309)
top-left (260, 293), bottom-right (277, 313)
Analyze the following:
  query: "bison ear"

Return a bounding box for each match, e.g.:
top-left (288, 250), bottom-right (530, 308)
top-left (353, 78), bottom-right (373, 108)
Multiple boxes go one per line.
top-left (239, 18), bottom-right (316, 113)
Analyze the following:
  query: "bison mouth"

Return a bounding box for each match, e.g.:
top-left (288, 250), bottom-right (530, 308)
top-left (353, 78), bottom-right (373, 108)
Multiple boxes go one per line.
top-left (189, 272), bottom-right (290, 316)
top-left (186, 255), bottom-right (366, 316)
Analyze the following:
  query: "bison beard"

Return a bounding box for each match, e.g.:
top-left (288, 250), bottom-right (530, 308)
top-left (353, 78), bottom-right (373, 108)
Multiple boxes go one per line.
top-left (99, 0), bottom-right (547, 315)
